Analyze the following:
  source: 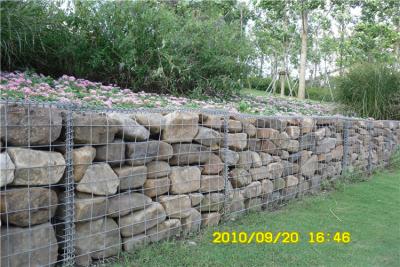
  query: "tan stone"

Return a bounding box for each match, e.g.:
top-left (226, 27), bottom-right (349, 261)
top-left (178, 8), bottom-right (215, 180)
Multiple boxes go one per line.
top-left (143, 177), bottom-right (170, 197)
top-left (73, 146), bottom-right (96, 182)
top-left (159, 195), bottom-right (191, 218)
top-left (169, 166), bottom-right (201, 194)
top-left (113, 165), bottom-right (147, 190)
top-left (200, 175), bottom-right (225, 192)
top-left (162, 112), bottom-right (199, 143)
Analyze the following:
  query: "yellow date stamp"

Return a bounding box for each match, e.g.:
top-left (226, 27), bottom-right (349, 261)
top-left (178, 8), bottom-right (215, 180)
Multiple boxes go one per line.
top-left (212, 231), bottom-right (351, 244)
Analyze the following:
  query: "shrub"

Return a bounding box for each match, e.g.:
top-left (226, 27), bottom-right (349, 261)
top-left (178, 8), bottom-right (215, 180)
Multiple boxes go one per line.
top-left (306, 87), bottom-right (334, 102)
top-left (0, 0), bottom-right (254, 97)
top-left (336, 63), bottom-right (400, 119)
top-left (246, 76), bottom-right (297, 96)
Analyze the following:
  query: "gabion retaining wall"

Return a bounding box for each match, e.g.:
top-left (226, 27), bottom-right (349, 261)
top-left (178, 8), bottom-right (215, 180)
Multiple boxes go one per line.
top-left (1, 100), bottom-right (399, 266)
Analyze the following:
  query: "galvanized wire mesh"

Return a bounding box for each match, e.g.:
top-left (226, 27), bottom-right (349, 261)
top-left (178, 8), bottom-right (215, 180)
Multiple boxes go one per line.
top-left (0, 99), bottom-right (399, 266)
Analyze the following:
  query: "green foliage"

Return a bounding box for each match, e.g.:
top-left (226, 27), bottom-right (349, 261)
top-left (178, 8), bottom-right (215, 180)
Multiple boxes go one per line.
top-left (1, 0), bottom-right (254, 97)
top-left (336, 63), bottom-right (400, 119)
top-left (245, 76), bottom-right (296, 96)
top-left (306, 87), bottom-right (334, 102)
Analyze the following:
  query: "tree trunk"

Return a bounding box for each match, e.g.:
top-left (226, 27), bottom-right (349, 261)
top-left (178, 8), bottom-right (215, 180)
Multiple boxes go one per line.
top-left (298, 9), bottom-right (308, 100)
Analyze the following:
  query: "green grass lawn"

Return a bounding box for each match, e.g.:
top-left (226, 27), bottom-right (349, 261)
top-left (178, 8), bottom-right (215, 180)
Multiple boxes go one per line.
top-left (116, 168), bottom-right (400, 267)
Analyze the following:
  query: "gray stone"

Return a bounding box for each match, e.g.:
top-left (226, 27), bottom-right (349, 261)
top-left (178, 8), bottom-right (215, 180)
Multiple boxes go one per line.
top-left (245, 197), bottom-right (262, 211)
top-left (8, 148), bottom-right (65, 185)
top-left (107, 192), bottom-right (152, 218)
top-left (75, 217), bottom-right (121, 260)
top-left (332, 145), bottom-right (344, 160)
top-left (261, 179), bottom-right (274, 195)
top-left (273, 178), bottom-right (285, 190)
top-left (189, 193), bottom-right (204, 207)
top-left (0, 187), bottom-right (58, 226)
top-left (300, 155), bottom-right (318, 178)
top-left (258, 139), bottom-right (278, 154)
top-left (123, 234), bottom-right (149, 252)
top-left (169, 144), bottom-right (212, 165)
top-left (1, 222), bottom-right (58, 267)
top-left (266, 162), bottom-right (283, 179)
top-left (126, 141), bottom-right (173, 165)
top-left (182, 208), bottom-right (202, 234)
top-left (169, 166), bottom-right (201, 194)
top-left (251, 152), bottom-right (263, 167)
top-left (159, 195), bottom-right (191, 218)
top-left (119, 202), bottom-right (166, 237)
top-left (194, 126), bottom-right (222, 149)
top-left (220, 149), bottom-right (240, 166)
top-left (286, 126), bottom-right (300, 139)
top-left (199, 114), bottom-right (222, 129)
top-left (147, 161), bottom-right (171, 178)
top-left (76, 163), bottom-right (119, 195)
top-left (200, 193), bottom-right (224, 212)
top-left (316, 138), bottom-right (336, 154)
top-left (113, 165), bottom-right (147, 190)
top-left (315, 128), bottom-right (326, 141)
top-left (237, 151), bottom-right (253, 170)
top-left (227, 133), bottom-right (248, 150)
top-left (143, 177), bottom-right (170, 197)
top-left (108, 113), bottom-right (150, 141)
top-left (256, 128), bottom-right (279, 139)
top-left (200, 175), bottom-right (225, 192)
top-left (242, 121), bottom-right (257, 137)
top-left (301, 117), bottom-right (314, 134)
top-left (227, 119), bottom-right (243, 133)
top-left (249, 166), bottom-right (269, 181)
top-left (0, 105), bottom-right (62, 146)
top-left (282, 161), bottom-right (299, 176)
top-left (73, 113), bottom-right (119, 144)
top-left (229, 168), bottom-right (252, 188)
top-left (229, 190), bottom-right (245, 214)
top-left (255, 118), bottom-right (287, 131)
top-left (287, 140), bottom-right (300, 153)
top-left (72, 193), bottom-right (107, 222)
top-left (242, 181), bottom-right (262, 198)
top-left (202, 153), bottom-right (224, 174)
top-left (95, 138), bottom-right (125, 166)
top-left (147, 219), bottom-right (182, 242)
top-left (259, 152), bottom-right (273, 166)
top-left (299, 133), bottom-right (316, 150)
top-left (285, 175), bottom-right (299, 187)
top-left (0, 152), bottom-right (15, 187)
top-left (201, 212), bottom-right (221, 227)
top-left (72, 146), bottom-right (96, 182)
top-left (132, 113), bottom-right (166, 134)
top-left (162, 112), bottom-right (199, 143)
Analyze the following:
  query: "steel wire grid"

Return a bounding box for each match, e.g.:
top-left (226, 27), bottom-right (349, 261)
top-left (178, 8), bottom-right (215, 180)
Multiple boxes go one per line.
top-left (0, 98), bottom-right (399, 266)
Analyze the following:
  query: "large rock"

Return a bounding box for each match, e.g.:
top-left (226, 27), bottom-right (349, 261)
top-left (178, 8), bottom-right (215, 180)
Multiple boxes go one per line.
top-left (95, 138), bottom-right (125, 166)
top-left (258, 139), bottom-right (277, 154)
top-left (261, 179), bottom-right (274, 195)
top-left (113, 165), bottom-right (147, 190)
top-left (229, 168), bottom-right (251, 188)
top-left (256, 128), bottom-right (279, 139)
top-left (286, 126), bottom-right (300, 139)
top-left (1, 222), bottom-right (58, 267)
top-left (194, 126), bottom-right (222, 149)
top-left (72, 146), bottom-right (96, 182)
top-left (285, 175), bottom-right (299, 187)
top-left (227, 119), bottom-right (242, 133)
top-left (255, 118), bottom-right (287, 130)
top-left (169, 144), bottom-right (212, 165)
top-left (132, 113), bottom-right (166, 134)
top-left (220, 149), bottom-right (239, 166)
top-left (200, 175), bottom-right (225, 192)
top-left (227, 133), bottom-right (247, 150)
top-left (201, 212), bottom-right (221, 227)
top-left (108, 113), bottom-right (150, 141)
top-left (8, 148), bottom-right (65, 185)
top-left (0, 187), bottom-right (58, 226)
top-left (126, 141), bottom-right (173, 165)
top-left (242, 181), bottom-right (262, 198)
top-left (332, 145), bottom-right (344, 160)
top-left (0, 152), bottom-right (15, 187)
top-left (107, 192), bottom-right (152, 218)
top-left (245, 197), bottom-right (262, 211)
top-left (200, 193), bottom-right (225, 212)
top-left (73, 113), bottom-right (119, 144)
top-left (242, 121), bottom-right (257, 137)
top-left (251, 152), bottom-right (263, 167)
top-left (189, 193), bottom-right (204, 207)
top-left (147, 219), bottom-right (182, 242)
top-left (266, 162), bottom-right (283, 179)
top-left (202, 153), bottom-right (224, 174)
top-left (287, 140), bottom-right (300, 153)
top-left (181, 208), bottom-right (202, 234)
top-left (162, 112), bottom-right (199, 143)
top-left (0, 105), bottom-right (62, 146)
top-left (282, 161), bottom-right (299, 176)
top-left (147, 161), bottom-right (171, 178)
top-left (301, 117), bottom-right (314, 134)
top-left (169, 166), bottom-right (201, 194)
top-left (159, 195), bottom-right (192, 218)
top-left (123, 234), bottom-right (149, 252)
top-left (316, 138), bottom-right (336, 154)
top-left (75, 217), bottom-right (121, 260)
top-left (143, 177), bottom-right (170, 197)
top-left (273, 177), bottom-right (286, 190)
top-left (119, 202), bottom-right (166, 237)
top-left (237, 151), bottom-right (253, 170)
top-left (249, 166), bottom-right (269, 181)
top-left (259, 152), bottom-right (273, 166)
top-left (272, 132), bottom-right (290, 150)
top-left (228, 190), bottom-right (245, 214)
top-left (199, 114), bottom-right (223, 129)
top-left (73, 193), bottom-right (107, 221)
top-left (76, 163), bottom-right (119, 195)
top-left (300, 155), bottom-right (318, 178)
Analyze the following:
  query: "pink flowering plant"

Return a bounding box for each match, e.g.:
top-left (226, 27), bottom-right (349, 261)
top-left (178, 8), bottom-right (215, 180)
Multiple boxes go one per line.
top-left (0, 71), bottom-right (337, 116)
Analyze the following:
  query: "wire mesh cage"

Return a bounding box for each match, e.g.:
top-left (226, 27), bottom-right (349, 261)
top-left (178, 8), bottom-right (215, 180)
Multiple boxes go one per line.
top-left (0, 99), bottom-right (399, 266)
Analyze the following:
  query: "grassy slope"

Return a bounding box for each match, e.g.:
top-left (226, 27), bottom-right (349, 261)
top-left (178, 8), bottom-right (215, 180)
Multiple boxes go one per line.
top-left (116, 168), bottom-right (400, 267)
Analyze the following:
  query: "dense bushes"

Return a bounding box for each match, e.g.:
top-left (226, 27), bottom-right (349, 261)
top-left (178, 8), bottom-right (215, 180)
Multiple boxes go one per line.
top-left (336, 63), bottom-right (400, 119)
top-left (1, 0), bottom-right (254, 97)
top-left (306, 87), bottom-right (334, 102)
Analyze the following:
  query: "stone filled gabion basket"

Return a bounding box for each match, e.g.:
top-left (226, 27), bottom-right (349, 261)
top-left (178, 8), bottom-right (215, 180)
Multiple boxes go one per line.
top-left (0, 101), bottom-right (399, 266)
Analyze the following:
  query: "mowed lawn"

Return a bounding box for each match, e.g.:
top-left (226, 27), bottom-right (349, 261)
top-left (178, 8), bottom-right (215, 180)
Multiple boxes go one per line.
top-left (116, 168), bottom-right (400, 267)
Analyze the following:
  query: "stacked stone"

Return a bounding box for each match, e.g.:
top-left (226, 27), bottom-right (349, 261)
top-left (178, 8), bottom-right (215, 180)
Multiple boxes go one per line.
top-left (0, 104), bottom-right (64, 267)
top-left (1, 103), bottom-right (400, 267)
